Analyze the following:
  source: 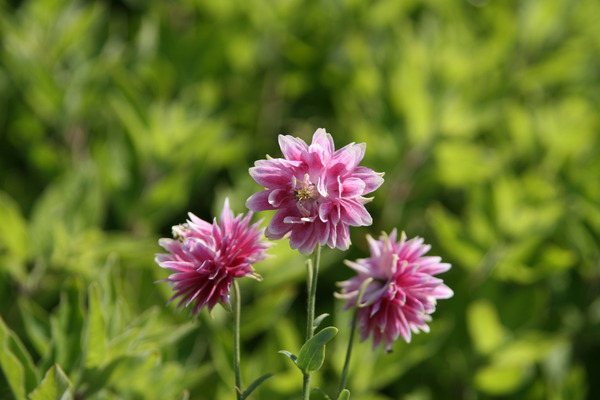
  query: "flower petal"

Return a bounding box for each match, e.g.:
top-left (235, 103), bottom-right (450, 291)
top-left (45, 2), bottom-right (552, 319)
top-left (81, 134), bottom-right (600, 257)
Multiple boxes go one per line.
top-left (279, 134), bottom-right (309, 161)
top-left (249, 159), bottom-right (296, 188)
top-left (311, 128), bottom-right (335, 157)
top-left (332, 142), bottom-right (366, 171)
top-left (266, 209), bottom-right (293, 238)
top-left (341, 177), bottom-right (367, 198)
top-left (246, 190), bottom-right (273, 211)
top-left (339, 199), bottom-right (373, 226)
top-left (352, 166), bottom-right (384, 194)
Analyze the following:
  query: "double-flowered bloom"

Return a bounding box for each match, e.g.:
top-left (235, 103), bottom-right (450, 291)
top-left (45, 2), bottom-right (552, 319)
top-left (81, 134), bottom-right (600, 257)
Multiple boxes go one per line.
top-left (155, 199), bottom-right (269, 314)
top-left (246, 128), bottom-right (384, 254)
top-left (337, 229), bottom-right (453, 352)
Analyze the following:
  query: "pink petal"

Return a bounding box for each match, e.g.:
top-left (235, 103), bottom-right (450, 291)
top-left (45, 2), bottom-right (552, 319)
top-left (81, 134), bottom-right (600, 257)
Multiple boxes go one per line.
top-left (246, 190), bottom-right (274, 211)
top-left (332, 142), bottom-right (366, 171)
top-left (219, 198), bottom-right (233, 230)
top-left (432, 284), bottom-right (454, 299)
top-left (318, 201), bottom-right (334, 222)
top-left (417, 257), bottom-right (452, 275)
top-left (249, 159), bottom-right (295, 188)
top-left (339, 199), bottom-right (373, 226)
top-left (187, 213), bottom-right (213, 233)
top-left (310, 128), bottom-right (335, 157)
top-left (335, 224), bottom-right (351, 250)
top-left (341, 177), bottom-right (367, 198)
top-left (279, 134), bottom-right (309, 161)
top-left (268, 189), bottom-right (291, 208)
top-left (265, 209), bottom-right (293, 238)
top-left (289, 224), bottom-right (317, 254)
top-left (352, 166), bottom-right (384, 194)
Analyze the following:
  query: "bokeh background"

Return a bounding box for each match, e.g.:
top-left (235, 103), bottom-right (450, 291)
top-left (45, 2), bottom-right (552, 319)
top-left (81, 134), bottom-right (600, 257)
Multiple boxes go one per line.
top-left (1, 0), bottom-right (599, 399)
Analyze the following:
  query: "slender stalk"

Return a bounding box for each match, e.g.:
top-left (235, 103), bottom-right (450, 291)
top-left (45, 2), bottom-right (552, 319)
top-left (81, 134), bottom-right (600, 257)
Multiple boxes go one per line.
top-left (302, 243), bottom-right (322, 400)
top-left (306, 243), bottom-right (321, 340)
top-left (336, 306), bottom-right (358, 399)
top-left (336, 277), bottom-right (372, 399)
top-left (233, 280), bottom-right (243, 400)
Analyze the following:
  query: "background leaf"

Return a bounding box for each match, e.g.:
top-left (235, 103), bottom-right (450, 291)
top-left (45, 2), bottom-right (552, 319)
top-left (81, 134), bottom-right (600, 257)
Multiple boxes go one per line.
top-left (28, 364), bottom-right (73, 400)
top-left (0, 0), bottom-right (599, 398)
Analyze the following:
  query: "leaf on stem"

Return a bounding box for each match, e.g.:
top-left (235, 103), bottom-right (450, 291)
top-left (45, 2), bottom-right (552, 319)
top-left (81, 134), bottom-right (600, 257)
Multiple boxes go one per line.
top-left (296, 326), bottom-right (338, 373)
top-left (313, 387), bottom-right (332, 399)
top-left (313, 313), bottom-right (329, 330)
top-left (278, 350), bottom-right (298, 364)
top-left (241, 373), bottom-right (274, 398)
top-left (338, 389), bottom-right (350, 400)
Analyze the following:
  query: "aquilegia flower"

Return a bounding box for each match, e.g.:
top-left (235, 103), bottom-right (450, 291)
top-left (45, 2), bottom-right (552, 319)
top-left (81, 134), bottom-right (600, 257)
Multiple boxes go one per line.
top-left (246, 128), bottom-right (384, 254)
top-left (337, 229), bottom-right (453, 352)
top-left (155, 198), bottom-right (269, 314)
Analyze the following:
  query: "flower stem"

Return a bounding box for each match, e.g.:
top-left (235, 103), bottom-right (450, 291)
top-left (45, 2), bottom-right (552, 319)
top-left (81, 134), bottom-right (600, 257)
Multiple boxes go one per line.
top-left (302, 243), bottom-right (322, 400)
top-left (336, 305), bottom-right (358, 399)
top-left (233, 280), bottom-right (243, 400)
top-left (336, 277), bottom-right (372, 398)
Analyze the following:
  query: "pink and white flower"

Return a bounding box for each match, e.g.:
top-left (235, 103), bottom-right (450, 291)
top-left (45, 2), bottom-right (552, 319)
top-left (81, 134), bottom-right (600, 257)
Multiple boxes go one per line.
top-left (246, 128), bottom-right (384, 254)
top-left (337, 230), bottom-right (453, 352)
top-left (156, 199), bottom-right (269, 314)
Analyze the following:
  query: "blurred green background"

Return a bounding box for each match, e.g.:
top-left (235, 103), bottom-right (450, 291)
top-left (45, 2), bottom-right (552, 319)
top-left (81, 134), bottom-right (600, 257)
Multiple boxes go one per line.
top-left (1, 0), bottom-right (599, 399)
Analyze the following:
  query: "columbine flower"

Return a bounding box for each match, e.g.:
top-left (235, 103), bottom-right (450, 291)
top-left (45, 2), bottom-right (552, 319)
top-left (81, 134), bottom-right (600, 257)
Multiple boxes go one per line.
top-left (155, 199), bottom-right (269, 314)
top-left (246, 128), bottom-right (384, 254)
top-left (337, 229), bottom-right (453, 352)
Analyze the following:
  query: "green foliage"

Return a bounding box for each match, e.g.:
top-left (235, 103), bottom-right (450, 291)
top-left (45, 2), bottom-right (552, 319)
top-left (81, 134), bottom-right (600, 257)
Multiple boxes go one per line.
top-left (1, 0), bottom-right (599, 398)
top-left (28, 364), bottom-right (73, 400)
top-left (296, 327), bottom-right (338, 373)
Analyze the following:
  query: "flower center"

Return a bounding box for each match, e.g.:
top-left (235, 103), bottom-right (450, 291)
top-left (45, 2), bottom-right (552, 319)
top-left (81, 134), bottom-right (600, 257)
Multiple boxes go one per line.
top-left (292, 174), bottom-right (319, 216)
top-left (172, 223), bottom-right (192, 242)
top-left (293, 185), bottom-right (317, 201)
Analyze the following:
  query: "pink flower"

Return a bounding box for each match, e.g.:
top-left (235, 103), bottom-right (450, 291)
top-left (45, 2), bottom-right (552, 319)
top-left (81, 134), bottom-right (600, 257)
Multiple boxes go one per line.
top-left (337, 230), bottom-right (453, 352)
top-left (246, 128), bottom-right (384, 254)
top-left (155, 199), bottom-right (269, 314)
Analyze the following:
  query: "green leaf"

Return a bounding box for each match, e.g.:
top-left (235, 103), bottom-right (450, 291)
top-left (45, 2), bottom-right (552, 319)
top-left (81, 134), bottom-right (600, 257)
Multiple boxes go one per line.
top-left (312, 313), bottom-right (329, 330)
top-left (0, 315), bottom-right (39, 398)
top-left (338, 389), bottom-right (350, 400)
top-left (313, 387), bottom-right (332, 399)
top-left (467, 300), bottom-right (505, 355)
top-left (474, 364), bottom-right (527, 395)
top-left (0, 191), bottom-right (29, 281)
top-left (18, 299), bottom-right (51, 358)
top-left (278, 351), bottom-right (298, 364)
top-left (28, 364), bottom-right (73, 400)
top-left (84, 283), bottom-right (107, 368)
top-left (241, 373), bottom-right (274, 398)
top-left (49, 278), bottom-right (85, 372)
top-left (296, 327), bottom-right (338, 373)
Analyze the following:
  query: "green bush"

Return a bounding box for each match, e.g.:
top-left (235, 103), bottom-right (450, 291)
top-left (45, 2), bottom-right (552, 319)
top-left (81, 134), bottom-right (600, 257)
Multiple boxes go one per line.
top-left (0, 0), bottom-right (598, 398)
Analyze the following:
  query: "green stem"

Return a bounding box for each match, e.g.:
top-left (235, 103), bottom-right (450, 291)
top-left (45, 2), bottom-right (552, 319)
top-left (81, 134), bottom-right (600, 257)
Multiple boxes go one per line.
top-left (302, 243), bottom-right (322, 400)
top-left (336, 277), bottom-right (372, 399)
top-left (336, 306), bottom-right (358, 399)
top-left (233, 280), bottom-right (243, 400)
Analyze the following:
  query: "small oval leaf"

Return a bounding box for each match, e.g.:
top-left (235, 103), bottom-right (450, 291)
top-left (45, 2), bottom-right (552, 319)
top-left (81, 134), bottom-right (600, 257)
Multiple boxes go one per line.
top-left (296, 327), bottom-right (338, 372)
top-left (278, 350), bottom-right (298, 365)
top-left (338, 389), bottom-right (350, 400)
top-left (313, 313), bottom-right (330, 329)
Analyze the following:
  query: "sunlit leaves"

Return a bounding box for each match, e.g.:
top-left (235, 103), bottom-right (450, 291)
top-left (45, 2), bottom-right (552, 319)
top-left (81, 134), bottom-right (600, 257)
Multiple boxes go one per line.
top-left (0, 316), bottom-right (39, 399)
top-left (0, 0), bottom-right (598, 398)
top-left (467, 300), bottom-right (506, 355)
top-left (28, 364), bottom-right (73, 400)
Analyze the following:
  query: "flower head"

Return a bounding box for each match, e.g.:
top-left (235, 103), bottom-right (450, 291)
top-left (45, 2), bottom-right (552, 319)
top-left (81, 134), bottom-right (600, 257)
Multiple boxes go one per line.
top-left (337, 230), bottom-right (453, 352)
top-left (155, 199), bottom-right (269, 314)
top-left (246, 128), bottom-right (384, 254)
